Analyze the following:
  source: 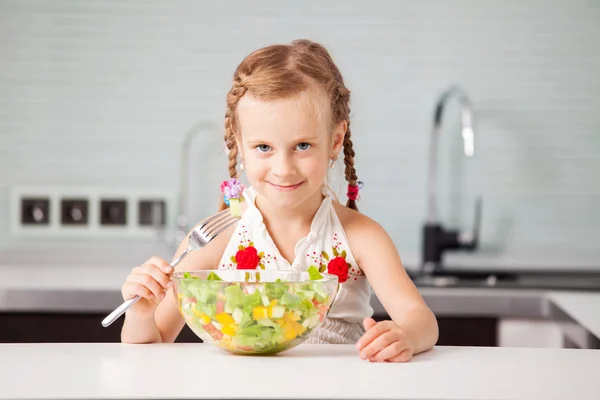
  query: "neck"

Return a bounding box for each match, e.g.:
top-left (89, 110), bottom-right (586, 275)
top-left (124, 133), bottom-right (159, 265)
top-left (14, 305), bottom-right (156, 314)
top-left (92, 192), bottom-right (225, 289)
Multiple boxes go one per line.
top-left (254, 188), bottom-right (325, 230)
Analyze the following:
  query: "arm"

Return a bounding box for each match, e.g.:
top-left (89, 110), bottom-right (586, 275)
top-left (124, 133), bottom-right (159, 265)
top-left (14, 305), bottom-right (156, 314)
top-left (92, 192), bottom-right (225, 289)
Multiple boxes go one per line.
top-left (120, 214), bottom-right (234, 344)
top-left (347, 213), bottom-right (439, 360)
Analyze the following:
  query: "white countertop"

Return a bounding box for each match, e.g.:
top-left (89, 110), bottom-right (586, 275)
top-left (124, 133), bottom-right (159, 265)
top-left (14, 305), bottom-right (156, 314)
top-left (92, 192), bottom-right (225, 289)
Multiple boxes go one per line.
top-left (0, 343), bottom-right (598, 400)
top-left (546, 292), bottom-right (600, 341)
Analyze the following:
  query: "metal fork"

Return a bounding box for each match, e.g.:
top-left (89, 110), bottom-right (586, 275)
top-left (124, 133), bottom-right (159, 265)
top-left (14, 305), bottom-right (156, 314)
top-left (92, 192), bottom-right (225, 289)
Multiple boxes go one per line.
top-left (101, 209), bottom-right (239, 327)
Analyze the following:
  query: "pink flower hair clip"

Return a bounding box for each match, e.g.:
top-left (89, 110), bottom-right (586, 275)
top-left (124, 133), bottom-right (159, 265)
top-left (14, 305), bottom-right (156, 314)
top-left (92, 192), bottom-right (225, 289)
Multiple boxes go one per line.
top-left (221, 178), bottom-right (246, 217)
top-left (347, 180), bottom-right (363, 201)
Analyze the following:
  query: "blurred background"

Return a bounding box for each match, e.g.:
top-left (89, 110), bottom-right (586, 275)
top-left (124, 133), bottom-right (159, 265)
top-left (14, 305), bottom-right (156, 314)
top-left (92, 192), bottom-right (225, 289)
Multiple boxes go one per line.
top-left (1, 1), bottom-right (599, 348)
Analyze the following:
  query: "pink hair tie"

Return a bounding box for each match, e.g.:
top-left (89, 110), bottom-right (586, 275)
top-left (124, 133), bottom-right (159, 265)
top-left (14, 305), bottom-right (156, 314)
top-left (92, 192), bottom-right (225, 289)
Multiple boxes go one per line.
top-left (347, 181), bottom-right (362, 201)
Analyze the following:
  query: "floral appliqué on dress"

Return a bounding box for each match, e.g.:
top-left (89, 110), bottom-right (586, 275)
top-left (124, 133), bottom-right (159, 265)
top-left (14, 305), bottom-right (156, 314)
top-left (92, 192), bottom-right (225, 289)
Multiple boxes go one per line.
top-left (220, 224), bottom-right (277, 270)
top-left (306, 233), bottom-right (363, 283)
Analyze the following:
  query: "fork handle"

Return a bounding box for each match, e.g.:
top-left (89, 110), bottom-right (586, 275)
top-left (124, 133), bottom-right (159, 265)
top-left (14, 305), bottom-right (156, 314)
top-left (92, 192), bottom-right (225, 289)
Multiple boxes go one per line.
top-left (101, 297), bottom-right (141, 327)
top-left (101, 248), bottom-right (191, 328)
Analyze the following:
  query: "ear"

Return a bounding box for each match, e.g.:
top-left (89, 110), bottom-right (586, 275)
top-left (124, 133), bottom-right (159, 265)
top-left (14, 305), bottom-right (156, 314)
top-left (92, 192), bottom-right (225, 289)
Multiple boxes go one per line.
top-left (330, 120), bottom-right (347, 159)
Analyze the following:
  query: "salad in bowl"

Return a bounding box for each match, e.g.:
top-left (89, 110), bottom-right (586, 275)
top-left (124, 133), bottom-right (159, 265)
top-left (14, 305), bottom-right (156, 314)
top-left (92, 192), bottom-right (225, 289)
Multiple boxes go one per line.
top-left (172, 267), bottom-right (338, 355)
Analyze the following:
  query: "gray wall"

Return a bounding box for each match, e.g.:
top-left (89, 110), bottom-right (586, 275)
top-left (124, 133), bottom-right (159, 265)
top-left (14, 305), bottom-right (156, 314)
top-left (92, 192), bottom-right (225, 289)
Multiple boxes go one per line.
top-left (1, 1), bottom-right (599, 270)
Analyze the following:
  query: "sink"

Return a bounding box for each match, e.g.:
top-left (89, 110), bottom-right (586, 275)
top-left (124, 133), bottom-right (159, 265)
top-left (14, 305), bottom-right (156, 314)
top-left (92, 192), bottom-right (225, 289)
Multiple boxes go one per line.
top-left (409, 268), bottom-right (600, 291)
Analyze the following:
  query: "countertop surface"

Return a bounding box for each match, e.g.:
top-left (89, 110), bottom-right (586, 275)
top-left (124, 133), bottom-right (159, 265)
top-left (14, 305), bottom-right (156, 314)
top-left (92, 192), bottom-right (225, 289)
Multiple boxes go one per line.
top-left (0, 343), bottom-right (598, 400)
top-left (546, 291), bottom-right (600, 342)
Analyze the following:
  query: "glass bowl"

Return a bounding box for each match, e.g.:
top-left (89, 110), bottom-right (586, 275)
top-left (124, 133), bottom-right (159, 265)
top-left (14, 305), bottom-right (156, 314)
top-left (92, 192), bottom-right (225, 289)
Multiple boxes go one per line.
top-left (172, 269), bottom-right (339, 355)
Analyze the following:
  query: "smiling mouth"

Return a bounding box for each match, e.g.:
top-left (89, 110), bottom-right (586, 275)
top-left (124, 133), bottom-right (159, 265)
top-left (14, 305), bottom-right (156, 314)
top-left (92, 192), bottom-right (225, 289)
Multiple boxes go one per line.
top-left (268, 182), bottom-right (304, 190)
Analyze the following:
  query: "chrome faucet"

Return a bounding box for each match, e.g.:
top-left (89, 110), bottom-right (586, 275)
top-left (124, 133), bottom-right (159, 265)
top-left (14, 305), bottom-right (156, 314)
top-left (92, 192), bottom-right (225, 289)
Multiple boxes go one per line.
top-left (173, 120), bottom-right (221, 248)
top-left (422, 85), bottom-right (482, 274)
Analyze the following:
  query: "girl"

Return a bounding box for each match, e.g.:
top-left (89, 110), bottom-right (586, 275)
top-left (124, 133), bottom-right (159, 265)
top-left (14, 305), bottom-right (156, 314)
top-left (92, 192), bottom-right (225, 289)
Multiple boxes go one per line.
top-left (120, 39), bottom-right (438, 362)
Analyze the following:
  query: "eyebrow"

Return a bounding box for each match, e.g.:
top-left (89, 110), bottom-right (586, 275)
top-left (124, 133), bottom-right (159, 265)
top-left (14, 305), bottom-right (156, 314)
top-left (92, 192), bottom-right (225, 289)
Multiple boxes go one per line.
top-left (246, 136), bottom-right (320, 145)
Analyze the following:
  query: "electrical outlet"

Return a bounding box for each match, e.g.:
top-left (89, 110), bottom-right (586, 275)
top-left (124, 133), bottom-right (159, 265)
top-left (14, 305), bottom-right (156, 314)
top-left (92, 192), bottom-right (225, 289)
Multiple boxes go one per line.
top-left (61, 198), bottom-right (88, 225)
top-left (100, 199), bottom-right (127, 226)
top-left (138, 199), bottom-right (166, 226)
top-left (21, 198), bottom-right (50, 225)
top-left (11, 186), bottom-right (175, 238)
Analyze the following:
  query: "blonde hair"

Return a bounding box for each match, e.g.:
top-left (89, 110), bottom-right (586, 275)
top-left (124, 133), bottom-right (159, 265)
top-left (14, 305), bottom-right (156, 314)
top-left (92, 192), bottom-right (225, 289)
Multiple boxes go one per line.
top-left (220, 39), bottom-right (359, 211)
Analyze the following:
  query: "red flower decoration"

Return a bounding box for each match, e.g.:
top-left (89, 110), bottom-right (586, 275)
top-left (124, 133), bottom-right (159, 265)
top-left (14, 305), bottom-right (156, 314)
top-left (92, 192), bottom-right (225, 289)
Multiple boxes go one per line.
top-left (235, 246), bottom-right (261, 270)
top-left (327, 256), bottom-right (349, 283)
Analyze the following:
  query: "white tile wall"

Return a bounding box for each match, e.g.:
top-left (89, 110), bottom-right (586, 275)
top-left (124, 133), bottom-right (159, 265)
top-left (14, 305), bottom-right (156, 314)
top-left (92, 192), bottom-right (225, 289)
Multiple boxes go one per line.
top-left (1, 0), bottom-right (599, 270)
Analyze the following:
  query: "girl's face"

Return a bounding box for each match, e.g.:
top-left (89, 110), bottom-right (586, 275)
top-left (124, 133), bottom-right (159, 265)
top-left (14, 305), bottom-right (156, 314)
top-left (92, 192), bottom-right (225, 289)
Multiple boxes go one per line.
top-left (236, 88), bottom-right (345, 211)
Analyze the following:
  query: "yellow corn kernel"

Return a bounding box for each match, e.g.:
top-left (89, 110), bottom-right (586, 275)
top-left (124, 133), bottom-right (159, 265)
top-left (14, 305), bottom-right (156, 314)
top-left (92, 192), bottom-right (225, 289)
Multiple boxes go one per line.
top-left (266, 299), bottom-right (277, 318)
top-left (284, 312), bottom-right (301, 322)
top-left (192, 308), bottom-right (203, 318)
top-left (283, 324), bottom-right (297, 341)
top-left (252, 306), bottom-right (268, 320)
top-left (221, 325), bottom-right (237, 336)
top-left (297, 324), bottom-right (307, 335)
top-left (215, 312), bottom-right (235, 326)
top-left (288, 319), bottom-right (304, 335)
top-left (192, 309), bottom-right (212, 324)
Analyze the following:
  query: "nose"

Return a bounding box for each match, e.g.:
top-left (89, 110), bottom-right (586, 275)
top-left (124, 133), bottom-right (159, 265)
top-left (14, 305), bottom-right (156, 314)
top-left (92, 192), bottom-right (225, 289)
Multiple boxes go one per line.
top-left (271, 151), bottom-right (296, 178)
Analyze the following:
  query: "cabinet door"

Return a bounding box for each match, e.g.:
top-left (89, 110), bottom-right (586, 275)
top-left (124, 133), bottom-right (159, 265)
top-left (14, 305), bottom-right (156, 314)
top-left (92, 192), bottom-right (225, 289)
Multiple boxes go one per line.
top-left (0, 313), bottom-right (201, 343)
top-left (373, 314), bottom-right (498, 346)
top-left (2, 313), bottom-right (498, 346)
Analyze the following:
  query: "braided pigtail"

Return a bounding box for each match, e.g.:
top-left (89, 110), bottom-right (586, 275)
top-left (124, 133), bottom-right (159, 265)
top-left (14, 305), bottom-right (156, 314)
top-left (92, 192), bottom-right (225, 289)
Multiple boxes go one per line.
top-left (342, 124), bottom-right (359, 211)
top-left (218, 81), bottom-right (248, 211)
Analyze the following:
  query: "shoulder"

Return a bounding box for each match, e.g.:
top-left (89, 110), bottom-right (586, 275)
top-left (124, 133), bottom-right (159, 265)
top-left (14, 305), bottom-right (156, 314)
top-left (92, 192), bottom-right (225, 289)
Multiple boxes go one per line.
top-left (172, 210), bottom-right (239, 272)
top-left (332, 201), bottom-right (395, 264)
top-left (332, 201), bottom-right (389, 239)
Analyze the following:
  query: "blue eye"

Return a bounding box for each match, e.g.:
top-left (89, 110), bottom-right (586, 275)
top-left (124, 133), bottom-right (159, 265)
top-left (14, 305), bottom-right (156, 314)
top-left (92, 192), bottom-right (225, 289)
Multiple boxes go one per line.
top-left (296, 142), bottom-right (312, 151)
top-left (256, 144), bottom-right (271, 153)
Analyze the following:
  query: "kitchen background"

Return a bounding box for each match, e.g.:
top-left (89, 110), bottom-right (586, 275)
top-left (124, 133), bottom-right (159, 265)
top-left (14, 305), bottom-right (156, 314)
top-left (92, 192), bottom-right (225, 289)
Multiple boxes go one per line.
top-left (1, 1), bottom-right (599, 348)
top-left (2, 0), bottom-right (599, 272)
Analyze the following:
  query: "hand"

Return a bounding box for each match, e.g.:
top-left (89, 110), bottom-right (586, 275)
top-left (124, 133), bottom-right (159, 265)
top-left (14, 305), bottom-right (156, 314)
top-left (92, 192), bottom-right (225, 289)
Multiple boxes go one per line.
top-left (355, 317), bottom-right (415, 362)
top-left (121, 256), bottom-right (174, 318)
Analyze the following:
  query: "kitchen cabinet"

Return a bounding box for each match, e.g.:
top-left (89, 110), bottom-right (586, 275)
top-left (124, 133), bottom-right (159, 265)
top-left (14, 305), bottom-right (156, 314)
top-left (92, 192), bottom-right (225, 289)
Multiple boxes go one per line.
top-left (0, 313), bottom-right (497, 345)
top-left (0, 313), bottom-right (201, 343)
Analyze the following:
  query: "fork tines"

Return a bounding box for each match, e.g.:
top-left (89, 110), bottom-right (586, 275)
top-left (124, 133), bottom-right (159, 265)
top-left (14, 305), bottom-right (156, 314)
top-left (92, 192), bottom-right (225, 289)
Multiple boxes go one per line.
top-left (200, 209), bottom-right (239, 238)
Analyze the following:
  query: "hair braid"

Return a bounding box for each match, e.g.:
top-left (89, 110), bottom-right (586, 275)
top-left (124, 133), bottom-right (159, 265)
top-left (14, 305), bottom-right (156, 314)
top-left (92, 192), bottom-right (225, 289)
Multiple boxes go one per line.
top-left (342, 124), bottom-right (359, 211)
top-left (219, 81), bottom-right (248, 211)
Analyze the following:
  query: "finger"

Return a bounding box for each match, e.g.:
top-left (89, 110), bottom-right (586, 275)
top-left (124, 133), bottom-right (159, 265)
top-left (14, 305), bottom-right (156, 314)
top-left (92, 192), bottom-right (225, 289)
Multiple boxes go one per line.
top-left (143, 265), bottom-right (172, 290)
top-left (122, 282), bottom-right (154, 301)
top-left (363, 317), bottom-right (377, 330)
top-left (369, 341), bottom-right (410, 362)
top-left (359, 331), bottom-right (398, 360)
top-left (355, 320), bottom-right (393, 350)
top-left (146, 257), bottom-right (173, 274)
top-left (383, 347), bottom-right (414, 363)
top-left (129, 273), bottom-right (165, 301)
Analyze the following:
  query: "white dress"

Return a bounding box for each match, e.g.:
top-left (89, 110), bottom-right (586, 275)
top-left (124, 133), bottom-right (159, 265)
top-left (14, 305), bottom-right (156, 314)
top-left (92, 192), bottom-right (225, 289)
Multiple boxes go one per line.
top-left (216, 186), bottom-right (374, 344)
